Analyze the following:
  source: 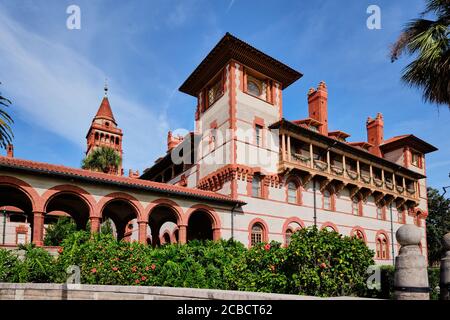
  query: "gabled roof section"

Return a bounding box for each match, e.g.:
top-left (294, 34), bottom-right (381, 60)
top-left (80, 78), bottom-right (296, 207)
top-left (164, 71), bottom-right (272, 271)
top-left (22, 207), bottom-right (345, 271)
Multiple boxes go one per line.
top-left (0, 156), bottom-right (245, 206)
top-left (95, 97), bottom-right (116, 123)
top-left (179, 32), bottom-right (303, 96)
top-left (380, 134), bottom-right (438, 154)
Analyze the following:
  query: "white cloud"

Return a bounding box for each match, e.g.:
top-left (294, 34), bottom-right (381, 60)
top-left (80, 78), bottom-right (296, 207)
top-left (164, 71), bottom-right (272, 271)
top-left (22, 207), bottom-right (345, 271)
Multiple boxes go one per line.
top-left (0, 6), bottom-right (169, 172)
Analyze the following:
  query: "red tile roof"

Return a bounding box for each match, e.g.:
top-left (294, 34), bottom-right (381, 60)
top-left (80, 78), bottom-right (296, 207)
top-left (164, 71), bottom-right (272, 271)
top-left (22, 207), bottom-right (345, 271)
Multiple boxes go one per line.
top-left (95, 97), bottom-right (116, 123)
top-left (0, 156), bottom-right (244, 205)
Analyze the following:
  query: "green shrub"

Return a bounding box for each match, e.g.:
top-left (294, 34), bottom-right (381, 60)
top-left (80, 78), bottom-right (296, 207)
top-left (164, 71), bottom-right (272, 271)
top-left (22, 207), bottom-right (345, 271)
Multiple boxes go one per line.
top-left (44, 217), bottom-right (77, 246)
top-left (2, 228), bottom-right (380, 298)
top-left (285, 227), bottom-right (374, 297)
top-left (17, 244), bottom-right (61, 283)
top-left (0, 248), bottom-right (21, 282)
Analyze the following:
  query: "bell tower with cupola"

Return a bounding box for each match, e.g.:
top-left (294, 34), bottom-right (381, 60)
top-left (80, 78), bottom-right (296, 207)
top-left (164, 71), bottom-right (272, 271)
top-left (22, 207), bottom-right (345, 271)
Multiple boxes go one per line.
top-left (85, 84), bottom-right (123, 174)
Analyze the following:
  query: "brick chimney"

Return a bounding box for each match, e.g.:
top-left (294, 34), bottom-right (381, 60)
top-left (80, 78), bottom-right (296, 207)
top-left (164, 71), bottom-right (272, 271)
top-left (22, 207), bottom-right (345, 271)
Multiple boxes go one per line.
top-left (167, 131), bottom-right (183, 152)
top-left (6, 144), bottom-right (14, 158)
top-left (307, 81), bottom-right (328, 135)
top-left (366, 113), bottom-right (384, 157)
top-left (128, 169), bottom-right (140, 179)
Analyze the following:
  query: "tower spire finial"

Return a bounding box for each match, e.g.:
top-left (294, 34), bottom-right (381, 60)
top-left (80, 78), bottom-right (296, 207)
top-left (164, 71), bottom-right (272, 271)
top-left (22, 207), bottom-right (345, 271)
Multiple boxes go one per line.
top-left (104, 78), bottom-right (108, 97)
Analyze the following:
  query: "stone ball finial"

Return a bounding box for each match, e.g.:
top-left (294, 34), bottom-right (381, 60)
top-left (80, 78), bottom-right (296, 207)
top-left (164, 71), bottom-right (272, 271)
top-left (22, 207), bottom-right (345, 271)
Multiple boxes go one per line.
top-left (307, 87), bottom-right (315, 95)
top-left (443, 232), bottom-right (450, 251)
top-left (396, 224), bottom-right (422, 246)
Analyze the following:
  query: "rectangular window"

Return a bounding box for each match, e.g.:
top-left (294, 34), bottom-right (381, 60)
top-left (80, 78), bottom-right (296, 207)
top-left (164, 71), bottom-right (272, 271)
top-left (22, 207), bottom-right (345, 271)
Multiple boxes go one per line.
top-left (411, 152), bottom-right (422, 168)
top-left (352, 199), bottom-right (360, 216)
top-left (377, 206), bottom-right (384, 220)
top-left (16, 233), bottom-right (26, 245)
top-left (206, 72), bottom-right (224, 108)
top-left (255, 125), bottom-right (263, 147)
top-left (252, 176), bottom-right (262, 197)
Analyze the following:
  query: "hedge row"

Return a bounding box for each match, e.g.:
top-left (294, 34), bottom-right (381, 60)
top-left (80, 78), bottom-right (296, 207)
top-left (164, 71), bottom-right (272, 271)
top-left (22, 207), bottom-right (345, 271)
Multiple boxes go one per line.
top-left (2, 227), bottom-right (378, 297)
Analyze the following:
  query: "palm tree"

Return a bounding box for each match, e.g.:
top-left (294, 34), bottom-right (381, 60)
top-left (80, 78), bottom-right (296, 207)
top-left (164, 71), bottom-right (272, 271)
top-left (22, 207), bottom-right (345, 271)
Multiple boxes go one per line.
top-left (0, 82), bottom-right (14, 149)
top-left (390, 0), bottom-right (449, 106)
top-left (81, 146), bottom-right (122, 174)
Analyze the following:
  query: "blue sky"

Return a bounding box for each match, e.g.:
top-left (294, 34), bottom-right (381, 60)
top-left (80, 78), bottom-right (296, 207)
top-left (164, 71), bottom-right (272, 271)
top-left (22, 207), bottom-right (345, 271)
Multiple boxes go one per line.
top-left (0, 0), bottom-right (449, 192)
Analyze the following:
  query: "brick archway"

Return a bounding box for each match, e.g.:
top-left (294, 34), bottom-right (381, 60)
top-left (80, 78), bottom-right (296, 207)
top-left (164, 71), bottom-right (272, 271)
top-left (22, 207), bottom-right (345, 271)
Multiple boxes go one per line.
top-left (42, 184), bottom-right (96, 215)
top-left (144, 198), bottom-right (184, 225)
top-left (95, 192), bottom-right (144, 220)
top-left (185, 204), bottom-right (221, 241)
top-left (0, 176), bottom-right (41, 211)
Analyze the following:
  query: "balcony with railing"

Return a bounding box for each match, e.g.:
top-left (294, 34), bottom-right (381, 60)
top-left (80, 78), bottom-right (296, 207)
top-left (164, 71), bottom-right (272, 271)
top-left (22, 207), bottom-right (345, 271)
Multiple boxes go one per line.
top-left (278, 133), bottom-right (419, 203)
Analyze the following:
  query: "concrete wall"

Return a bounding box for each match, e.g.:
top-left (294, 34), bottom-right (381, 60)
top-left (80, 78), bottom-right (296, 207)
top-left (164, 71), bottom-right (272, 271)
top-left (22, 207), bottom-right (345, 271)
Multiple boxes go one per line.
top-left (0, 283), bottom-right (370, 300)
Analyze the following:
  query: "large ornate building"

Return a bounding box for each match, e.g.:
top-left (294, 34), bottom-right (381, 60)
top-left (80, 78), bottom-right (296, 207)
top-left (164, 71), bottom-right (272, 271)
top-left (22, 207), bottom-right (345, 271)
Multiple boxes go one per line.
top-left (0, 33), bottom-right (437, 264)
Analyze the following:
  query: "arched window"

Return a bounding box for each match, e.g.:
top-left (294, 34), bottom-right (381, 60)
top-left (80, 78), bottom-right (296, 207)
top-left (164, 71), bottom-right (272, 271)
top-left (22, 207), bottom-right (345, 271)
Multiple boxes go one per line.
top-left (352, 229), bottom-right (365, 241)
top-left (247, 80), bottom-right (261, 97)
top-left (376, 205), bottom-right (385, 220)
top-left (95, 132), bottom-right (99, 141)
top-left (287, 181), bottom-right (299, 204)
top-left (251, 223), bottom-right (264, 246)
top-left (323, 190), bottom-right (332, 210)
top-left (115, 137), bottom-right (120, 145)
top-left (376, 234), bottom-right (389, 260)
top-left (352, 197), bottom-right (361, 216)
top-left (285, 228), bottom-right (293, 246)
top-left (252, 175), bottom-right (262, 198)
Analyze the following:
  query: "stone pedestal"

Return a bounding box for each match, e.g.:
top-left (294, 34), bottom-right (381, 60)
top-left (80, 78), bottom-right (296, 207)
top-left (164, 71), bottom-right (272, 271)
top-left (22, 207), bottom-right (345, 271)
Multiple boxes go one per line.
top-left (394, 224), bottom-right (429, 300)
top-left (440, 233), bottom-right (450, 300)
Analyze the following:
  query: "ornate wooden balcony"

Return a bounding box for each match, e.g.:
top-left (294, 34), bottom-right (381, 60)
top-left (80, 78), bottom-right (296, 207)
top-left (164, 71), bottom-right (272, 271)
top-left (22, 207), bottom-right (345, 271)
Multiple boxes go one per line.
top-left (278, 152), bottom-right (419, 206)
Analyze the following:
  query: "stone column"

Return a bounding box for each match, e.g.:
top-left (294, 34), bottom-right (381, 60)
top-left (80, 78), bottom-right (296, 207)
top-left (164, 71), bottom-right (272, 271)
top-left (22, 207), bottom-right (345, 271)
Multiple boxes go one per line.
top-left (440, 232), bottom-right (450, 300)
top-left (138, 221), bottom-right (148, 244)
top-left (32, 212), bottom-right (45, 247)
top-left (178, 225), bottom-right (187, 244)
top-left (90, 217), bottom-right (101, 234)
top-left (394, 224), bottom-right (429, 300)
